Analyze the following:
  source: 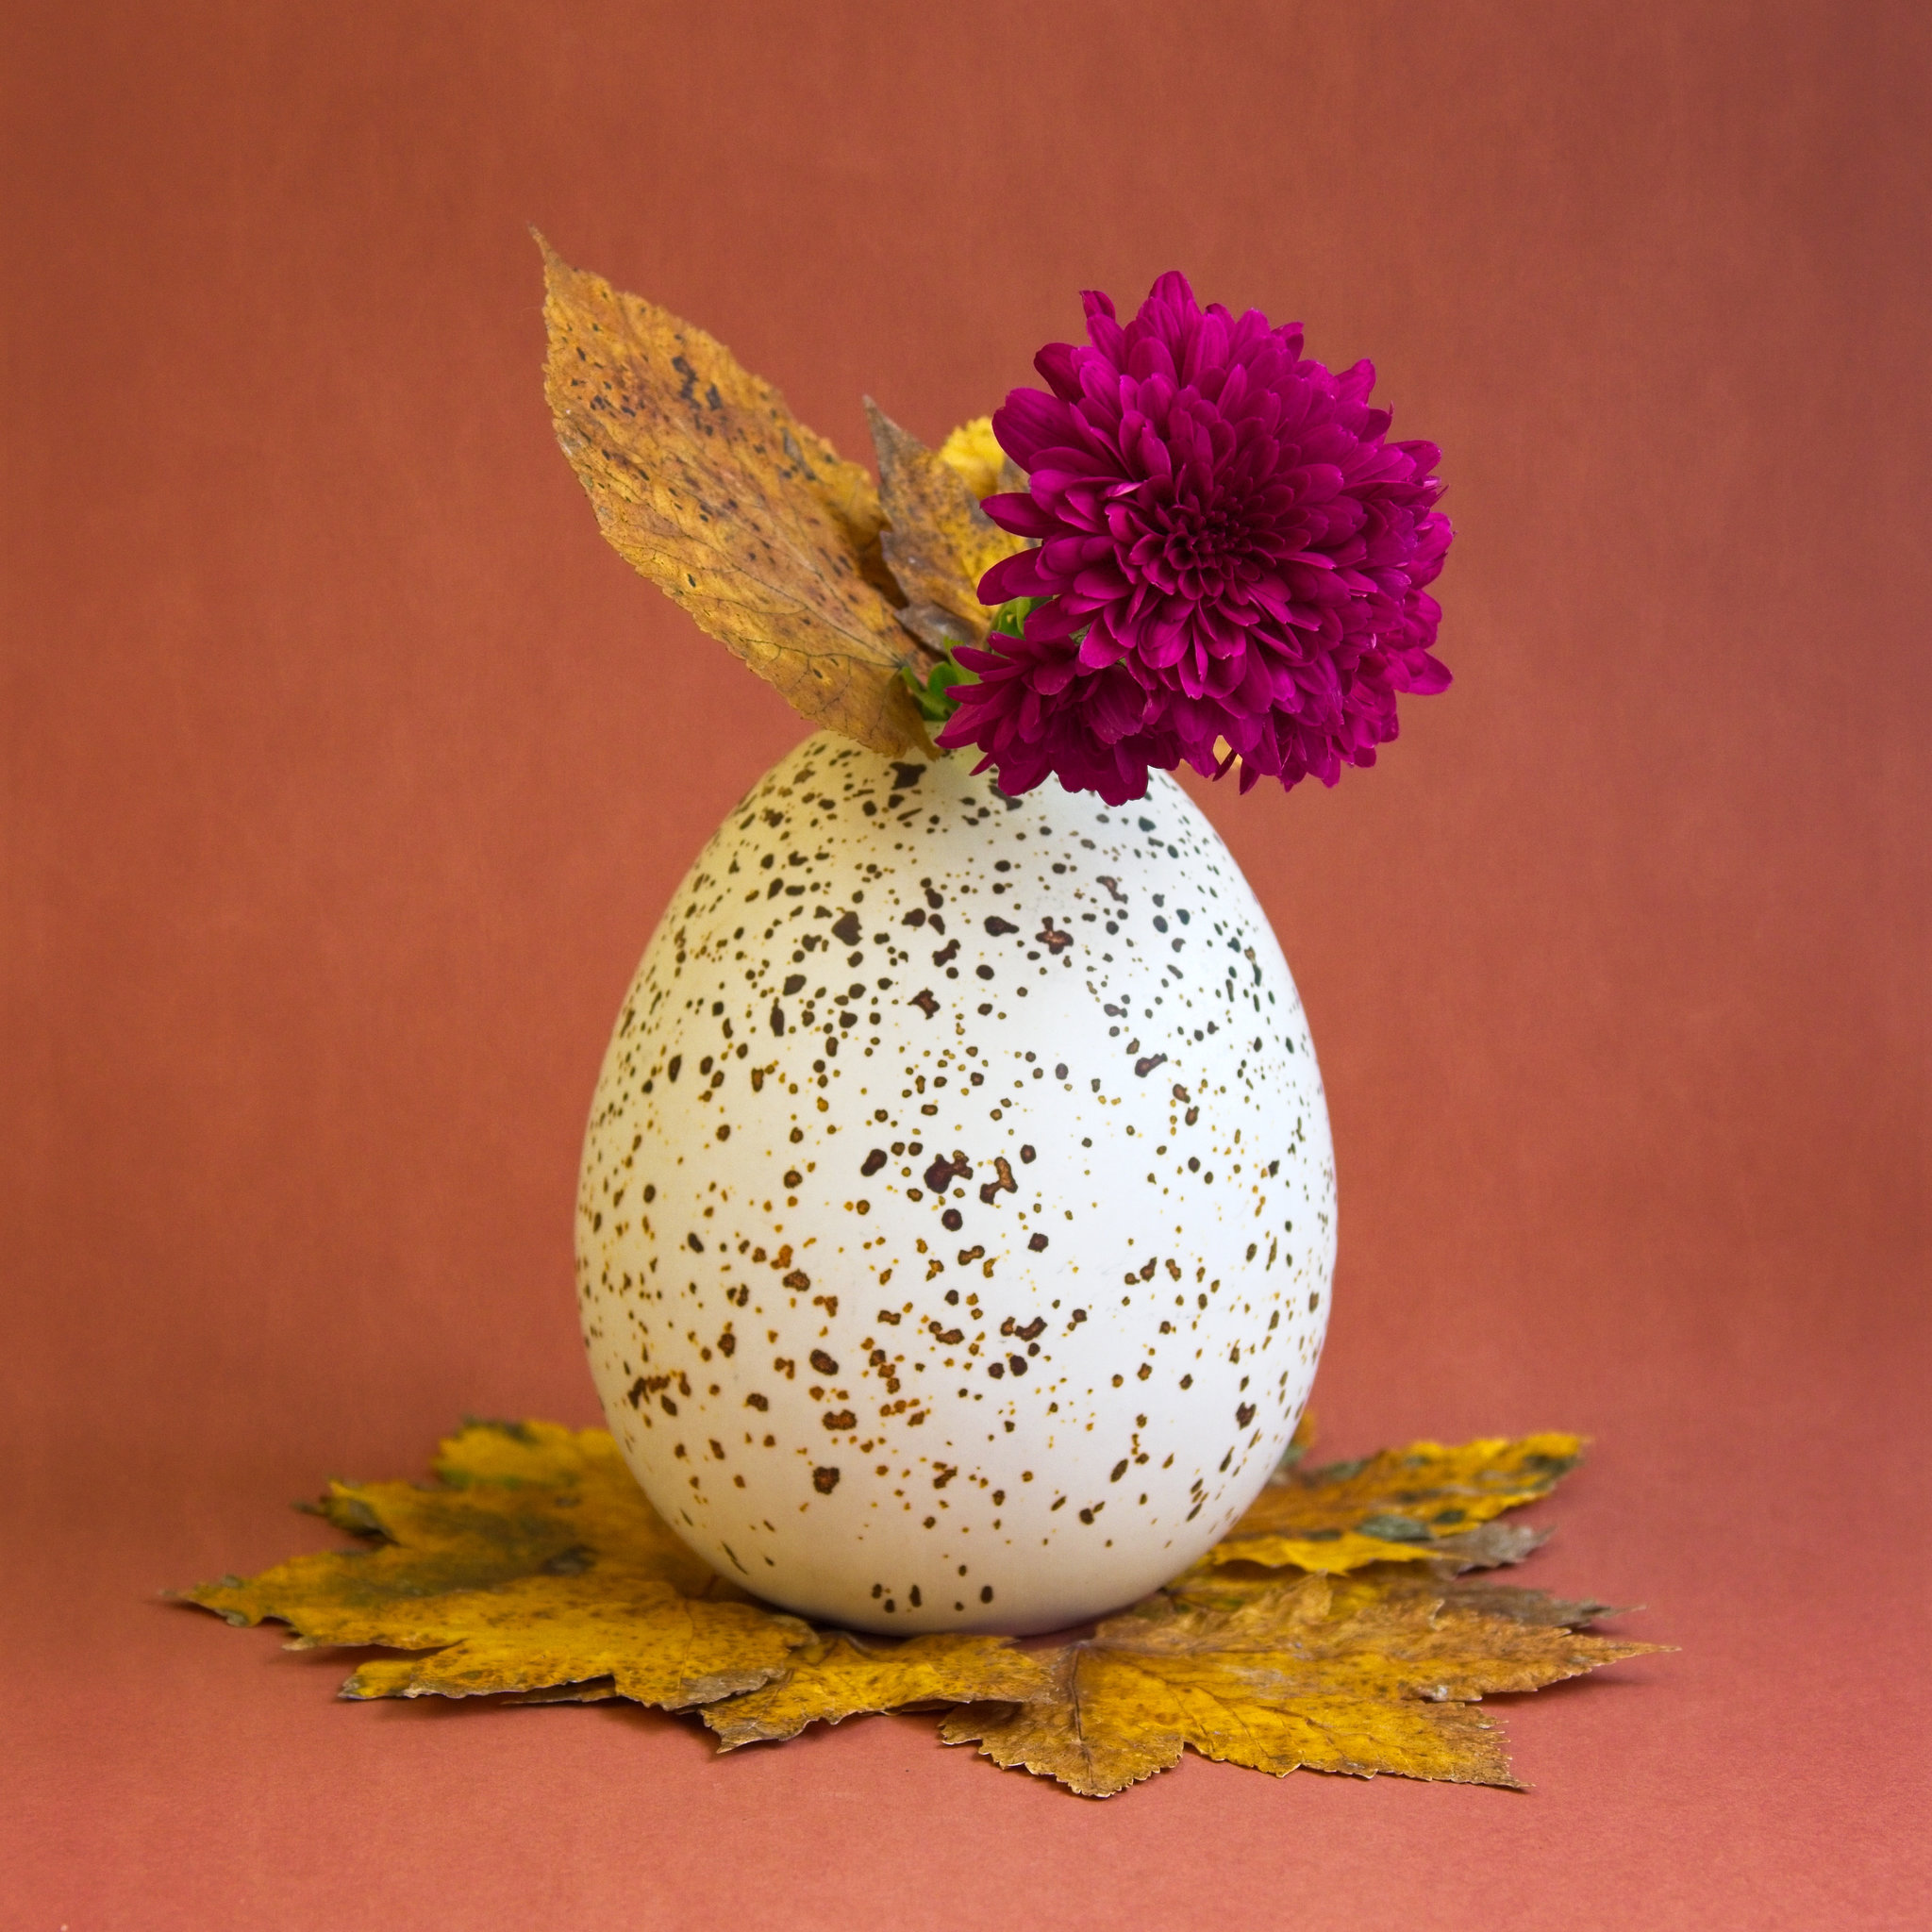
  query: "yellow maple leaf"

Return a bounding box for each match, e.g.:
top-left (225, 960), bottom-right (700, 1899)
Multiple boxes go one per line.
top-left (539, 237), bottom-right (929, 756)
top-left (1209, 1432), bottom-right (1585, 1574)
top-left (942, 1566), bottom-right (1657, 1797)
top-left (185, 1420), bottom-right (813, 1707)
top-left (865, 401), bottom-right (1030, 661)
top-left (178, 1419), bottom-right (1658, 1798)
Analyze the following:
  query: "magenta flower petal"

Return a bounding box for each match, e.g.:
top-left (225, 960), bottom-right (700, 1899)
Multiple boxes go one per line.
top-left (956, 273), bottom-right (1453, 801)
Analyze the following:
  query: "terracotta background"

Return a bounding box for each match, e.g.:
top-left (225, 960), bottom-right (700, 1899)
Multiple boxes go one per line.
top-left (4, 2), bottom-right (1926, 1925)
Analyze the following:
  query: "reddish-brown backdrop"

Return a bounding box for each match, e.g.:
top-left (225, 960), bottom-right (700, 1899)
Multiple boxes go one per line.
top-left (4, 3), bottom-right (1926, 1927)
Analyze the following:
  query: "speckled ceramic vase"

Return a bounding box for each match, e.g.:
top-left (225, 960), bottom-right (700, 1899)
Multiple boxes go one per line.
top-left (576, 733), bottom-right (1335, 1635)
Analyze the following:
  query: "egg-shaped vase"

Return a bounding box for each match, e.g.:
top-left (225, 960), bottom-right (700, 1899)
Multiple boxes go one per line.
top-left (576, 732), bottom-right (1335, 1635)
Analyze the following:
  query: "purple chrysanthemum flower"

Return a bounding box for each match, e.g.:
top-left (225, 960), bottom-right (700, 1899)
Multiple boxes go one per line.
top-left (936, 273), bottom-right (1452, 804)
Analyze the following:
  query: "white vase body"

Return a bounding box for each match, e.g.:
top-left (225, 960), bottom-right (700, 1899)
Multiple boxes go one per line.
top-left (577, 733), bottom-right (1334, 1634)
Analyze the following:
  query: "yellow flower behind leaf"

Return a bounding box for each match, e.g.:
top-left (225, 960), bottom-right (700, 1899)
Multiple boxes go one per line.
top-left (937, 416), bottom-right (1014, 500)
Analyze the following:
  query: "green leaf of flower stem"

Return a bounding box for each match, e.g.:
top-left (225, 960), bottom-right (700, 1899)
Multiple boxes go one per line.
top-left (900, 598), bottom-right (1041, 727)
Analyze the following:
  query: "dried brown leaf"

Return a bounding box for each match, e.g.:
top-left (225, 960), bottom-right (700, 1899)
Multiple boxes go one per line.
top-left (866, 401), bottom-right (1029, 658)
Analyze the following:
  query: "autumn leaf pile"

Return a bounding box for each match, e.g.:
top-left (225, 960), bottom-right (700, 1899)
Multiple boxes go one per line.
top-left (180, 1419), bottom-right (1660, 1797)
